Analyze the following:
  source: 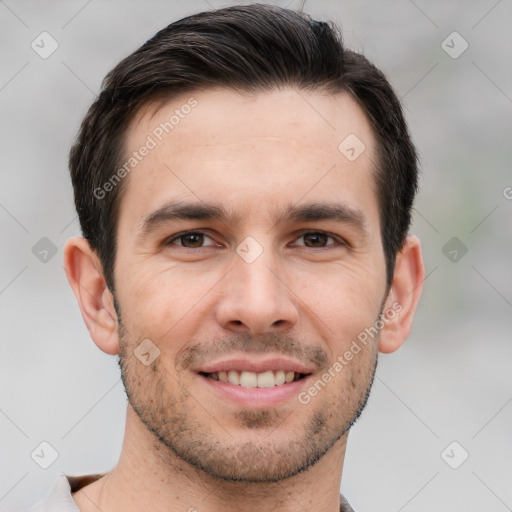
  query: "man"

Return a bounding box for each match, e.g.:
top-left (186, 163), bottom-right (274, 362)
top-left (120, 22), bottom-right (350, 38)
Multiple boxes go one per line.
top-left (28, 4), bottom-right (424, 511)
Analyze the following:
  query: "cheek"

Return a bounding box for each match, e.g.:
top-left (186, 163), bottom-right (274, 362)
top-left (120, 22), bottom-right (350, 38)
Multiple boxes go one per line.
top-left (119, 263), bottom-right (224, 343)
top-left (290, 265), bottom-right (382, 347)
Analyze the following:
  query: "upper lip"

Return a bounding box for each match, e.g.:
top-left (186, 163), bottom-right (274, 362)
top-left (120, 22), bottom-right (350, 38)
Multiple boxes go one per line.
top-left (195, 357), bottom-right (315, 374)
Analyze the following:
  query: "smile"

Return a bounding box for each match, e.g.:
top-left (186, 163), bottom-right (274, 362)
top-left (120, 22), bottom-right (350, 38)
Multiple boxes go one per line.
top-left (200, 370), bottom-right (309, 388)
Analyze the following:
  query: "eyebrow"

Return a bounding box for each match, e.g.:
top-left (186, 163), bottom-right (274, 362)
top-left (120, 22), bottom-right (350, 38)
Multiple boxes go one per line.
top-left (137, 201), bottom-right (235, 239)
top-left (137, 200), bottom-right (368, 239)
top-left (284, 203), bottom-right (367, 235)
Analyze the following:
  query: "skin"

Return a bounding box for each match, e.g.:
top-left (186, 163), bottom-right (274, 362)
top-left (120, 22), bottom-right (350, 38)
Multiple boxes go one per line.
top-left (64, 87), bottom-right (425, 512)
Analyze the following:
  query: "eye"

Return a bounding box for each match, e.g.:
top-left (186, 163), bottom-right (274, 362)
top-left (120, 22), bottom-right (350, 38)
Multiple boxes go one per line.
top-left (167, 231), bottom-right (217, 248)
top-left (293, 231), bottom-right (342, 248)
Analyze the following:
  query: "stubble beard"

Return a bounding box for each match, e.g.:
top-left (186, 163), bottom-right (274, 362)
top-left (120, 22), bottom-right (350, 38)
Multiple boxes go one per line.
top-left (114, 296), bottom-right (379, 483)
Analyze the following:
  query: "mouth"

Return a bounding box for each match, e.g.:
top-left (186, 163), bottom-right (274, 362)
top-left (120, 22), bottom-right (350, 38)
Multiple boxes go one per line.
top-left (194, 357), bottom-right (315, 408)
top-left (199, 370), bottom-right (310, 388)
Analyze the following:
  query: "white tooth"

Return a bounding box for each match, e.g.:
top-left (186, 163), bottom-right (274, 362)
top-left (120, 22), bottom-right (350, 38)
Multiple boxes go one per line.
top-left (228, 370), bottom-right (240, 385)
top-left (211, 373), bottom-right (219, 380)
top-left (239, 371), bottom-right (258, 388)
top-left (285, 371), bottom-right (295, 383)
top-left (274, 370), bottom-right (286, 386)
top-left (218, 371), bottom-right (228, 383)
top-left (257, 370), bottom-right (276, 388)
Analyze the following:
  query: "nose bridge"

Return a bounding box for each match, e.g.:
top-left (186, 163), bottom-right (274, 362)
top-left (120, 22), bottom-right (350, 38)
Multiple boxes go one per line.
top-left (215, 236), bottom-right (299, 334)
top-left (236, 249), bottom-right (280, 302)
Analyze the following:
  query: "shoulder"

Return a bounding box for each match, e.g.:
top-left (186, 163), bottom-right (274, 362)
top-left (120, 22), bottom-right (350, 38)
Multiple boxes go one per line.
top-left (340, 494), bottom-right (355, 512)
top-left (25, 473), bottom-right (107, 512)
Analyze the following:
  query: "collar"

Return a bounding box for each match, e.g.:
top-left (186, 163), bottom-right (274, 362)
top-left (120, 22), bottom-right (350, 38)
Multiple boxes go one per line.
top-left (67, 473), bottom-right (355, 511)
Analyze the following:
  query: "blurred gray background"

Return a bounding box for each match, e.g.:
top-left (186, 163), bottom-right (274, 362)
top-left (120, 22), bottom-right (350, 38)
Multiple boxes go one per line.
top-left (1, 1), bottom-right (511, 511)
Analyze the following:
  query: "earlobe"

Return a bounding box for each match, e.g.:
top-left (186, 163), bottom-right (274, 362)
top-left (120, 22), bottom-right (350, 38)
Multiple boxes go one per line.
top-left (378, 235), bottom-right (425, 354)
top-left (63, 237), bottom-right (120, 355)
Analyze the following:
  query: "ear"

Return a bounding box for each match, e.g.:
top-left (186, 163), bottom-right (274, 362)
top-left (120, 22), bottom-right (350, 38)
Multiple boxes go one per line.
top-left (63, 237), bottom-right (120, 355)
top-left (378, 235), bottom-right (425, 354)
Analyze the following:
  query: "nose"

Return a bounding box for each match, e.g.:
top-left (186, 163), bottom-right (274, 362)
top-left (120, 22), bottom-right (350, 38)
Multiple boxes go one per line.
top-left (214, 248), bottom-right (300, 337)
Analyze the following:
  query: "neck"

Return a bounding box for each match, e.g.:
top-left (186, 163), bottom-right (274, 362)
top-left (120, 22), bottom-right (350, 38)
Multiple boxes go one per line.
top-left (73, 405), bottom-right (348, 512)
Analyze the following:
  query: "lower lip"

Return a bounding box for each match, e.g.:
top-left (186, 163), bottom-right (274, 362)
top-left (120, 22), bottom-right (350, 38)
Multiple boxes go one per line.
top-left (198, 374), bottom-right (311, 408)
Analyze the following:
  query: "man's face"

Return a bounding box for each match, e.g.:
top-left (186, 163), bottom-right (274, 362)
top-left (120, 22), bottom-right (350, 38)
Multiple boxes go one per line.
top-left (113, 87), bottom-right (388, 482)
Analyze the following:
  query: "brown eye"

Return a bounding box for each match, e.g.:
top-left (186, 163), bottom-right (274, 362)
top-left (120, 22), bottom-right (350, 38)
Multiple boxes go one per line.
top-left (168, 232), bottom-right (214, 248)
top-left (180, 233), bottom-right (204, 247)
top-left (301, 232), bottom-right (331, 247)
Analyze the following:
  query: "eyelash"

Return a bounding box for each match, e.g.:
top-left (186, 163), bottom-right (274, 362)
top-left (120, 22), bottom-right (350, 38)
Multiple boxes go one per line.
top-left (165, 230), bottom-right (346, 250)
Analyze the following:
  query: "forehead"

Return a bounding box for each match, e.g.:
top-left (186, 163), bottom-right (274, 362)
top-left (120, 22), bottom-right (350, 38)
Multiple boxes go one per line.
top-left (129, 87), bottom-right (375, 157)
top-left (118, 87), bottom-right (379, 232)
